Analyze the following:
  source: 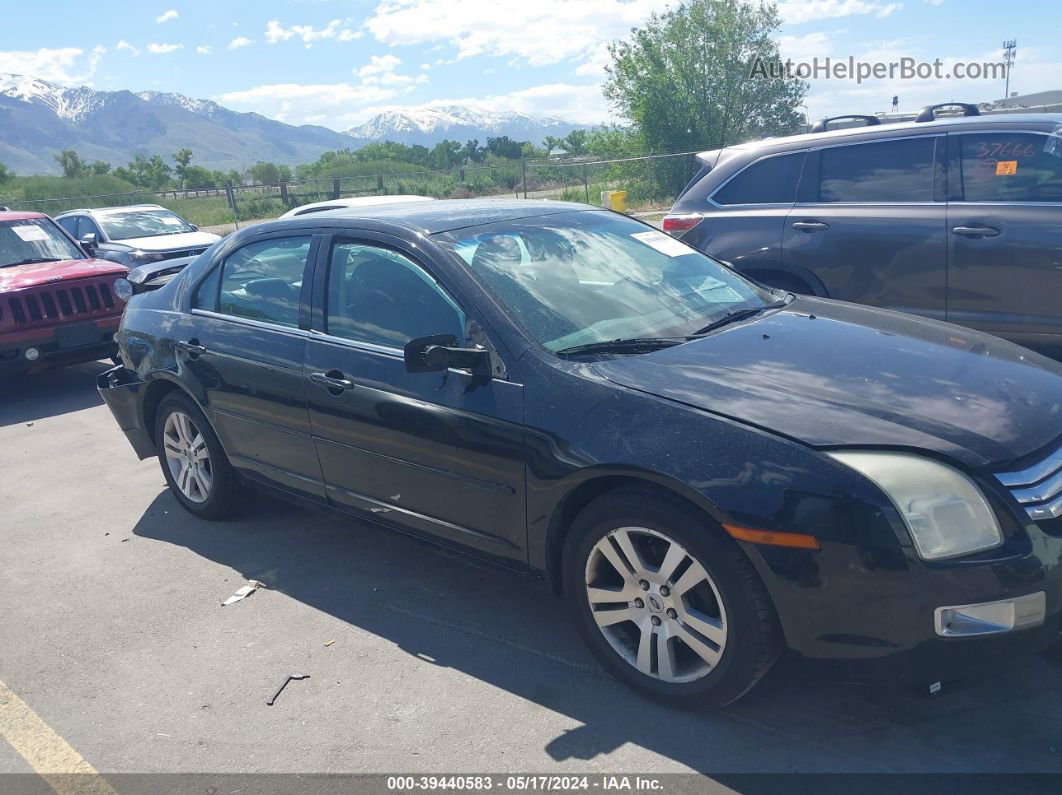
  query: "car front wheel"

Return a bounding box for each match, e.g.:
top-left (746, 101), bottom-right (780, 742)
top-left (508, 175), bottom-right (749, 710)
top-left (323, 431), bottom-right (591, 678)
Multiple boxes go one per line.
top-left (564, 488), bottom-right (781, 710)
top-left (155, 392), bottom-right (251, 520)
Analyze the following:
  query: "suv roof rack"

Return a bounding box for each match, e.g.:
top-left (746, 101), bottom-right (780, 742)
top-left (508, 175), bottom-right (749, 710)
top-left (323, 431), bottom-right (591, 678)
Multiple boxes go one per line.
top-left (915, 102), bottom-right (980, 122)
top-left (810, 115), bottom-right (881, 133)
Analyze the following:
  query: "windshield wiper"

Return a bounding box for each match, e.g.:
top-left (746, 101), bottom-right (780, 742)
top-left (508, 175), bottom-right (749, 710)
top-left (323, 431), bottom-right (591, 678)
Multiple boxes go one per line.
top-left (3, 257), bottom-right (64, 267)
top-left (555, 337), bottom-right (687, 356)
top-left (689, 300), bottom-right (788, 337)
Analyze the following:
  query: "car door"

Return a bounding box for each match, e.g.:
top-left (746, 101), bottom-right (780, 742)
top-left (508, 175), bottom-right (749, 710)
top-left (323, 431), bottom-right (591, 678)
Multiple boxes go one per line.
top-left (304, 233), bottom-right (527, 562)
top-left (181, 232), bottom-right (325, 498)
top-left (782, 134), bottom-right (949, 321)
top-left (946, 127), bottom-right (1062, 352)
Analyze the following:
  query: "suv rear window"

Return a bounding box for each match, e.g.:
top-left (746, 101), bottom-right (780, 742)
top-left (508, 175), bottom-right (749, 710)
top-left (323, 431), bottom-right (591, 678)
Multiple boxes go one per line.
top-left (818, 137), bottom-right (936, 203)
top-left (956, 132), bottom-right (1062, 203)
top-left (712, 152), bottom-right (805, 206)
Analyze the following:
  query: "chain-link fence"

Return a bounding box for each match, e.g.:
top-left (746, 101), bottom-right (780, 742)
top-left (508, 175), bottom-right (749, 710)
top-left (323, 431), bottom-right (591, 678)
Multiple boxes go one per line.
top-left (1, 151), bottom-right (702, 236)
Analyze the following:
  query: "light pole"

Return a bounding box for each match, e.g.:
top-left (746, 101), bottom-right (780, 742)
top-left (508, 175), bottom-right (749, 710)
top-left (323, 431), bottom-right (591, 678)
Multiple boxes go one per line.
top-left (1002, 39), bottom-right (1017, 99)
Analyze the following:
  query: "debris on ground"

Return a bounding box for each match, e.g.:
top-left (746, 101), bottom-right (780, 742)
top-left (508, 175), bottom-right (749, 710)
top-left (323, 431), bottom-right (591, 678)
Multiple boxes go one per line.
top-left (324, 640), bottom-right (335, 647)
top-left (267, 674), bottom-right (309, 706)
top-left (222, 579), bottom-right (265, 606)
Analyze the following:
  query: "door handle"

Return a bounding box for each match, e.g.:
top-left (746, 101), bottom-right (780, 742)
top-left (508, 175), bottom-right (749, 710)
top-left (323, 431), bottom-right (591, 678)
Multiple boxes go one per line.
top-left (952, 225), bottom-right (1000, 238)
top-left (176, 340), bottom-right (207, 358)
top-left (792, 221), bottom-right (829, 232)
top-left (310, 371), bottom-right (354, 392)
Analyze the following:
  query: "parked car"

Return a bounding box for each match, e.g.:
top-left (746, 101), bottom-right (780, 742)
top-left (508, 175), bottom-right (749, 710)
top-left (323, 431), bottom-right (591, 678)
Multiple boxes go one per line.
top-left (279, 195), bottom-right (434, 219)
top-left (663, 104), bottom-right (1062, 356)
top-left (98, 199), bottom-right (1062, 709)
top-left (0, 211), bottom-right (128, 374)
top-left (54, 204), bottom-right (220, 268)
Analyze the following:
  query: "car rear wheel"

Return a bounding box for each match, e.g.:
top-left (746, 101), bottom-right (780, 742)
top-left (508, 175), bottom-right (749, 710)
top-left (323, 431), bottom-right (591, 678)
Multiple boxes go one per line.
top-left (155, 392), bottom-right (251, 520)
top-left (564, 487), bottom-right (781, 710)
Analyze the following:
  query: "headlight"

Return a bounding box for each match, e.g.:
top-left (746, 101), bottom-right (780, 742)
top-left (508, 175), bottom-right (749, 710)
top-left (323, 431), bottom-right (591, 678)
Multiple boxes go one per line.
top-left (129, 250), bottom-right (164, 263)
top-left (113, 278), bottom-right (133, 302)
top-left (828, 451), bottom-right (1002, 560)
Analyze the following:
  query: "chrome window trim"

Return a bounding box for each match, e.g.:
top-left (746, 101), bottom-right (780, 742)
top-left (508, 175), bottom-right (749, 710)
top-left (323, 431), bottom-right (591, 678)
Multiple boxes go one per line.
top-left (707, 149), bottom-right (808, 209)
top-left (190, 308), bottom-right (309, 337)
top-left (308, 329), bottom-right (404, 358)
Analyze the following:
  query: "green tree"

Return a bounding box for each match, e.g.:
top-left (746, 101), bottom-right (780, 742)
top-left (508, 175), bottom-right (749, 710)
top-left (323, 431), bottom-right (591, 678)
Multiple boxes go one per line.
top-left (543, 135), bottom-right (565, 155)
top-left (55, 149), bottom-right (88, 179)
top-left (485, 136), bottom-right (523, 160)
top-left (0, 162), bottom-right (12, 183)
top-left (183, 165), bottom-right (217, 189)
top-left (173, 148), bottom-right (193, 188)
top-left (430, 140), bottom-right (462, 170)
top-left (563, 129), bottom-right (588, 156)
top-left (89, 160), bottom-right (111, 175)
top-left (251, 161), bottom-right (280, 184)
top-left (462, 139), bottom-right (483, 163)
top-left (604, 0), bottom-right (806, 191)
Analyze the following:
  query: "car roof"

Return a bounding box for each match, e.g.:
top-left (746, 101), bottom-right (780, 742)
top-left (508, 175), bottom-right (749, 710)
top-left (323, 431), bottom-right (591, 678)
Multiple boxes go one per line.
top-left (281, 194), bottom-right (434, 218)
top-left (56, 204), bottom-right (167, 218)
top-left (0, 211), bottom-right (47, 222)
top-left (702, 112), bottom-right (1062, 160)
top-left (279, 198), bottom-right (597, 235)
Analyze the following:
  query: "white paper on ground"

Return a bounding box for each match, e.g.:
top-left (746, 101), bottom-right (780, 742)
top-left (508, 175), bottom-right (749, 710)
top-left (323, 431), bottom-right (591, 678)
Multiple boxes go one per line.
top-left (222, 579), bottom-right (264, 606)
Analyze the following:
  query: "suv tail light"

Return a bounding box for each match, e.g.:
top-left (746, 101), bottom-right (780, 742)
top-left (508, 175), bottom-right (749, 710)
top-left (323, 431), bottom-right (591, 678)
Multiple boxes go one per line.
top-left (662, 213), bottom-right (704, 237)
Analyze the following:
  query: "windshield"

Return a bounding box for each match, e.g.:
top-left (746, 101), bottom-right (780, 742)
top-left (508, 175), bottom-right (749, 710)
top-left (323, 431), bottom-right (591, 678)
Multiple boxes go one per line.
top-left (0, 217), bottom-right (85, 268)
top-left (439, 211), bottom-right (774, 352)
top-left (97, 208), bottom-right (194, 240)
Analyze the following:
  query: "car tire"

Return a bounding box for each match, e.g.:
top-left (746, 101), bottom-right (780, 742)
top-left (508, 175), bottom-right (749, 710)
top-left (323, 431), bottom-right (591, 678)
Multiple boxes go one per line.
top-left (154, 391), bottom-right (251, 520)
top-left (563, 487), bottom-right (781, 710)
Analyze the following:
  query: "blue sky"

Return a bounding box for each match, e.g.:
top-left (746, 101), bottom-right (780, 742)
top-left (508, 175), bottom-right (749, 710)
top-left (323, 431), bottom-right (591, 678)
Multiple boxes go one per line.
top-left (1, 0), bottom-right (1060, 131)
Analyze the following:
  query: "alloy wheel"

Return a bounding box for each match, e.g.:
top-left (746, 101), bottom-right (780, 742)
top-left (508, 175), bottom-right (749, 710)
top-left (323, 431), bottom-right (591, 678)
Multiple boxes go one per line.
top-left (584, 526), bottom-right (727, 683)
top-left (162, 411), bottom-right (212, 504)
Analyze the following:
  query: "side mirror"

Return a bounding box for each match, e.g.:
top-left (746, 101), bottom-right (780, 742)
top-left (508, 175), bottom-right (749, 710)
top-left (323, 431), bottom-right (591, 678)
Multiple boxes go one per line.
top-left (404, 334), bottom-right (492, 377)
top-left (79, 233), bottom-right (97, 255)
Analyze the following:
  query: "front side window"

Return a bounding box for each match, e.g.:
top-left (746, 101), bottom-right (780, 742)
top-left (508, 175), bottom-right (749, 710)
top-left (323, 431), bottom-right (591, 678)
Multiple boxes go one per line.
top-left (440, 211), bottom-right (772, 353)
top-left (57, 216), bottom-right (79, 236)
top-left (76, 216), bottom-right (101, 240)
top-left (326, 241), bottom-right (464, 348)
top-left (713, 152), bottom-right (805, 206)
top-left (214, 236), bottom-right (312, 327)
top-left (0, 217), bottom-right (85, 267)
top-left (819, 137), bottom-right (936, 203)
top-left (96, 208), bottom-right (194, 240)
top-left (956, 131), bottom-right (1062, 203)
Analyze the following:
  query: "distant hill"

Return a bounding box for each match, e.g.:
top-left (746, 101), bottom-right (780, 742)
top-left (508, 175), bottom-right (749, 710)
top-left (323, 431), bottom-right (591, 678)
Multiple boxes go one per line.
top-left (344, 105), bottom-right (590, 148)
top-left (0, 74), bottom-right (591, 175)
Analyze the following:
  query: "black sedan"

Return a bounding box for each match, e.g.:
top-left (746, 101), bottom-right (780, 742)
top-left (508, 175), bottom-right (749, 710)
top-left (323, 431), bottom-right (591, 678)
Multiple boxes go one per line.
top-left (98, 199), bottom-right (1062, 709)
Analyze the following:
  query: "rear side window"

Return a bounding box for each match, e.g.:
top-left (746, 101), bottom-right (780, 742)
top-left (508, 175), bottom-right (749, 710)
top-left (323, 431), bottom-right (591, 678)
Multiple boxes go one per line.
top-left (956, 132), bottom-right (1062, 203)
top-left (215, 236), bottom-right (312, 328)
top-left (819, 137), bottom-right (936, 203)
top-left (713, 152), bottom-right (805, 205)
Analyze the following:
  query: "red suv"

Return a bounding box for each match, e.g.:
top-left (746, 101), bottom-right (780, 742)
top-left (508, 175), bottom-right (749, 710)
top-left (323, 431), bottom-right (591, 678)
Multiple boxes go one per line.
top-left (0, 211), bottom-right (128, 376)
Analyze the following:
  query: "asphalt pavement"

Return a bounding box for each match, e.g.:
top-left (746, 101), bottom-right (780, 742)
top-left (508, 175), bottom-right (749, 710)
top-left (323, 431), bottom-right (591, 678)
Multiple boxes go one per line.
top-left (1, 362), bottom-right (1061, 782)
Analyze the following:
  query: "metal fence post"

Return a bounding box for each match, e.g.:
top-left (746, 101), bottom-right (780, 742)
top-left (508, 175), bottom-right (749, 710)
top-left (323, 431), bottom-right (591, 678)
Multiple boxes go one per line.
top-left (521, 160), bottom-right (528, 199)
top-left (279, 182), bottom-right (289, 207)
top-left (225, 185), bottom-right (239, 230)
top-left (582, 162), bottom-right (590, 204)
top-left (332, 177), bottom-right (341, 200)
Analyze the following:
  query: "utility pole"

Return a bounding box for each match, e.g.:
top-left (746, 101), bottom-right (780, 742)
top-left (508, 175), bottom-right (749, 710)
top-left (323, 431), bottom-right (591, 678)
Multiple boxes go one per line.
top-left (1002, 39), bottom-right (1017, 99)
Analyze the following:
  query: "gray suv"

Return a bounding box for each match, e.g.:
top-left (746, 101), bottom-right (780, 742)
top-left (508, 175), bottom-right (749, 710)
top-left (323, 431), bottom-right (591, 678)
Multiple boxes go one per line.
top-left (664, 104), bottom-right (1062, 355)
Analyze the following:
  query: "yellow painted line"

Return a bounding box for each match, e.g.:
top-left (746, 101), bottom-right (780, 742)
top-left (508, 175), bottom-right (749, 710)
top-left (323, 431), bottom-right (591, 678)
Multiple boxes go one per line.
top-left (0, 676), bottom-right (116, 795)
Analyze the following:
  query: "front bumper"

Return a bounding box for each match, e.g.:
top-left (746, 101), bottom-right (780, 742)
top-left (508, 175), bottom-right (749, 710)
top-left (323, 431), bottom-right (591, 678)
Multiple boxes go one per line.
top-left (97, 365), bottom-right (156, 459)
top-left (742, 528), bottom-right (1062, 687)
top-left (1, 317), bottom-right (119, 375)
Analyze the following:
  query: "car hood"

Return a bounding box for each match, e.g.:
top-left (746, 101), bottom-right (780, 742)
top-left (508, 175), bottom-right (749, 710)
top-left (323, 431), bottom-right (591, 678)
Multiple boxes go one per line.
top-left (0, 257), bottom-right (127, 291)
top-left (109, 231), bottom-right (220, 251)
top-left (592, 297), bottom-right (1062, 469)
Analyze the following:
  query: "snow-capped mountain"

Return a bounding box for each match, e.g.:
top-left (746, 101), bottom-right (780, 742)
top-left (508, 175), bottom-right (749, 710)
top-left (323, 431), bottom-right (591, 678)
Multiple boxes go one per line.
top-left (0, 73), bottom-right (110, 124)
top-left (345, 104), bottom-right (589, 147)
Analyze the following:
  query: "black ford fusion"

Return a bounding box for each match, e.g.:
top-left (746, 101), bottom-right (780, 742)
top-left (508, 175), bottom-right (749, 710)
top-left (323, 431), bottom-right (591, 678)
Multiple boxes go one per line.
top-left (99, 199), bottom-right (1062, 709)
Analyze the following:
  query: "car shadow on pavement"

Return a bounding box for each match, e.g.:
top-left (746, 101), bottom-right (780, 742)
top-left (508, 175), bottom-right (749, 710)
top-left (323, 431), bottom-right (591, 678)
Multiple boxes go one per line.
top-left (0, 361), bottom-right (110, 426)
top-left (133, 489), bottom-right (1062, 774)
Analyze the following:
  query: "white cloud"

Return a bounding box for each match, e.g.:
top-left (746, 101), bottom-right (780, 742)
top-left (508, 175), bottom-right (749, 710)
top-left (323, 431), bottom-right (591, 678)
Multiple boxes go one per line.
top-left (228, 36), bottom-right (254, 49)
top-left (0, 47), bottom-right (104, 83)
top-left (156, 9), bottom-right (178, 23)
top-left (116, 40), bottom-right (140, 56)
top-left (358, 54), bottom-right (402, 77)
top-left (265, 19), bottom-right (358, 46)
top-left (146, 43), bottom-right (183, 55)
top-left (365, 0), bottom-right (667, 68)
top-left (215, 81), bottom-right (411, 129)
top-left (196, 45), bottom-right (211, 55)
top-left (776, 0), bottom-right (903, 24)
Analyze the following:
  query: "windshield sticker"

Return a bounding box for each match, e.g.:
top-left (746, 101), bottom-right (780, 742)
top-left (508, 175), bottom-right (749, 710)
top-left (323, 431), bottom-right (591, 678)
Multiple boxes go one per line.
top-left (631, 230), bottom-right (694, 258)
top-left (995, 160), bottom-right (1018, 176)
top-left (11, 224), bottom-right (48, 242)
top-left (160, 216), bottom-right (184, 225)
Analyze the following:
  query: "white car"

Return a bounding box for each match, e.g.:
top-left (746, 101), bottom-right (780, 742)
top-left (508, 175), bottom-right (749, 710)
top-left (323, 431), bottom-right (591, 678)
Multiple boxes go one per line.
top-left (279, 195), bottom-right (434, 219)
top-left (55, 204), bottom-right (220, 267)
